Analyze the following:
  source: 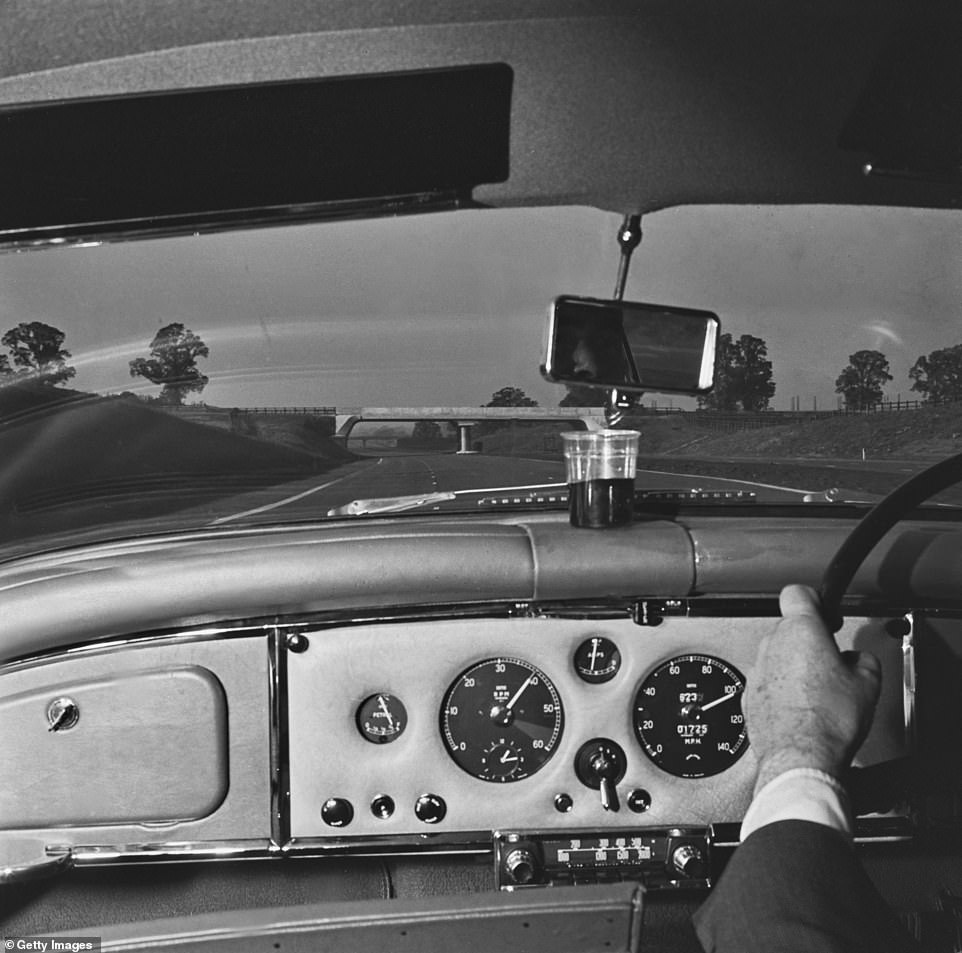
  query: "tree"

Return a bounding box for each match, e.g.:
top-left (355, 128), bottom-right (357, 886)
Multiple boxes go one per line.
top-left (1, 321), bottom-right (76, 385)
top-left (733, 334), bottom-right (775, 411)
top-left (474, 386), bottom-right (539, 440)
top-left (698, 333), bottom-right (775, 411)
top-left (834, 350), bottom-right (892, 410)
top-left (129, 323), bottom-right (210, 405)
top-left (485, 386), bottom-right (539, 408)
top-left (909, 344), bottom-right (962, 403)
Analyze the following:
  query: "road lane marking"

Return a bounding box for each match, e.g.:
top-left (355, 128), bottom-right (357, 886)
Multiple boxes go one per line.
top-left (210, 459), bottom-right (385, 525)
top-left (451, 482), bottom-right (565, 495)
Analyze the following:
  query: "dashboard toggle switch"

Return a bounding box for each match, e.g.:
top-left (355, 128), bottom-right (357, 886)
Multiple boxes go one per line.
top-left (574, 738), bottom-right (627, 812)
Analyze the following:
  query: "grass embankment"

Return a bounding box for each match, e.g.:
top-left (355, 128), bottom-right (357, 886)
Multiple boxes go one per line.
top-left (0, 386), bottom-right (353, 530)
top-left (633, 405), bottom-right (962, 460)
top-left (625, 404), bottom-right (962, 502)
top-left (480, 404), bottom-right (962, 503)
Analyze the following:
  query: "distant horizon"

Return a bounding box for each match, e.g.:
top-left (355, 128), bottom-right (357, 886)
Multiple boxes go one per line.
top-left (1, 204), bottom-right (958, 414)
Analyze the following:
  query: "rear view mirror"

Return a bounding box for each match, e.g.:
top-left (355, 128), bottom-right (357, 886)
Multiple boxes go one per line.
top-left (541, 295), bottom-right (719, 396)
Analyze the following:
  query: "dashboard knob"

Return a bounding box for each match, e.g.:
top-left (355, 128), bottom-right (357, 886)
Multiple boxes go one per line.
top-left (504, 848), bottom-right (538, 885)
top-left (321, 797), bottom-right (354, 828)
top-left (671, 843), bottom-right (707, 880)
top-left (414, 793), bottom-right (447, 824)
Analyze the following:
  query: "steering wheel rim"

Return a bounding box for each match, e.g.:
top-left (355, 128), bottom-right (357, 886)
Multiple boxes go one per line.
top-left (818, 449), bottom-right (962, 632)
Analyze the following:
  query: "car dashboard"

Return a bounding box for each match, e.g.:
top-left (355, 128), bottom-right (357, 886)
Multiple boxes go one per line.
top-left (2, 509), bottom-right (958, 947)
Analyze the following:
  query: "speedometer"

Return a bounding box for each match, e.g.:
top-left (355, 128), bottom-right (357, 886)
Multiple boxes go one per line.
top-left (441, 657), bottom-right (564, 782)
top-left (633, 654), bottom-right (748, 778)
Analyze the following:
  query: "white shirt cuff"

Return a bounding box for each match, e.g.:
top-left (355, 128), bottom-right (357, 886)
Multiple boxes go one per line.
top-left (740, 767), bottom-right (853, 841)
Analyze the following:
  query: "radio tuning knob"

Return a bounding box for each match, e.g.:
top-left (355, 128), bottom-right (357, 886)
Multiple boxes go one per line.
top-left (671, 843), bottom-right (708, 880)
top-left (504, 848), bottom-right (538, 885)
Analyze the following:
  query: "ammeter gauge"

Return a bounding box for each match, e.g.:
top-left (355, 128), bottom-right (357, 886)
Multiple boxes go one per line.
top-left (574, 636), bottom-right (621, 683)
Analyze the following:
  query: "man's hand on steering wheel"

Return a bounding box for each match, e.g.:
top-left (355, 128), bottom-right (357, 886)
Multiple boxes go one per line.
top-left (747, 584), bottom-right (883, 795)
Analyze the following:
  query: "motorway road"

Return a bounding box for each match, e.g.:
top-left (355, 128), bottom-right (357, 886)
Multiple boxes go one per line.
top-left (208, 451), bottom-right (818, 526)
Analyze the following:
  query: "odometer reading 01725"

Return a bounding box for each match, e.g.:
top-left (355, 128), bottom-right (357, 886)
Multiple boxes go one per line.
top-left (633, 654), bottom-right (748, 779)
top-left (441, 657), bottom-right (564, 782)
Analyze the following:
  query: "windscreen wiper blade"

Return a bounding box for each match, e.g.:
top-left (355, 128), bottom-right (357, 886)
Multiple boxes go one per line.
top-left (328, 483), bottom-right (569, 517)
top-left (327, 491), bottom-right (456, 516)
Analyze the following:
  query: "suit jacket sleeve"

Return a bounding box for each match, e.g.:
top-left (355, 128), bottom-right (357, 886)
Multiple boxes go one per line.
top-left (692, 820), bottom-right (921, 953)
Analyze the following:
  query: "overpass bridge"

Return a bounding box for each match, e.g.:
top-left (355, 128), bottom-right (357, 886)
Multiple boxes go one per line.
top-left (333, 406), bottom-right (608, 452)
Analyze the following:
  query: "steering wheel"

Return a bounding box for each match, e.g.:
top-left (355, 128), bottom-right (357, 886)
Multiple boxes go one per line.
top-left (818, 449), bottom-right (962, 632)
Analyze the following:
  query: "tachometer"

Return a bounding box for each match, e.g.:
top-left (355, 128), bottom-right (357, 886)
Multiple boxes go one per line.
top-left (633, 654), bottom-right (748, 778)
top-left (441, 658), bottom-right (564, 782)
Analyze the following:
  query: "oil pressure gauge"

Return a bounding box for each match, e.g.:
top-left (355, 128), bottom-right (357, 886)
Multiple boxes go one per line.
top-left (633, 655), bottom-right (748, 778)
top-left (356, 693), bottom-right (407, 744)
top-left (574, 636), bottom-right (621, 684)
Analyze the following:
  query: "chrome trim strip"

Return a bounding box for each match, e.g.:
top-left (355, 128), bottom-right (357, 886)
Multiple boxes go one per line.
top-left (903, 612), bottom-right (917, 753)
top-left (269, 626), bottom-right (286, 847)
top-left (0, 623), bottom-right (275, 672)
top-left (65, 840), bottom-right (277, 865)
top-left (61, 835), bottom-right (492, 866)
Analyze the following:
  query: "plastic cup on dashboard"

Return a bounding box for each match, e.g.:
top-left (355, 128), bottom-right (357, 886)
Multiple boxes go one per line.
top-left (561, 429), bottom-right (640, 529)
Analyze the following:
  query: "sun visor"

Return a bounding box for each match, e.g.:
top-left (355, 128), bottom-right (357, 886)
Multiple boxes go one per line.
top-left (0, 64), bottom-right (512, 248)
top-left (838, 10), bottom-right (962, 181)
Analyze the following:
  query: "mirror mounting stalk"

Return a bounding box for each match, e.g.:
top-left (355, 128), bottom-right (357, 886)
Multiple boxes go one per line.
top-left (613, 214), bottom-right (643, 302)
top-left (608, 215), bottom-right (644, 422)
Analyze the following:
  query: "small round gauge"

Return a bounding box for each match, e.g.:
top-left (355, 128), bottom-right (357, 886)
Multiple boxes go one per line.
top-left (480, 739), bottom-right (525, 780)
top-left (441, 657), bottom-right (564, 783)
top-left (356, 693), bottom-right (407, 744)
top-left (633, 655), bottom-right (748, 778)
top-left (574, 636), bottom-right (621, 684)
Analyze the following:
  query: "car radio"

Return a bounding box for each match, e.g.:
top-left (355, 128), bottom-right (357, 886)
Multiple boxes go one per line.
top-left (494, 828), bottom-right (716, 891)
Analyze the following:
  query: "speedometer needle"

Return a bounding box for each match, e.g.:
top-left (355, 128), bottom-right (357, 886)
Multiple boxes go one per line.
top-left (700, 691), bottom-right (740, 713)
top-left (505, 674), bottom-right (535, 712)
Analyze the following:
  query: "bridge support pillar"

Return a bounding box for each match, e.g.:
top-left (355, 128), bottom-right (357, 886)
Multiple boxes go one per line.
top-left (335, 414), bottom-right (361, 438)
top-left (456, 422), bottom-right (478, 454)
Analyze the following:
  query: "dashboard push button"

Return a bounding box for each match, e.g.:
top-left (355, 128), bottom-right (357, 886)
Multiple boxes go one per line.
top-left (321, 797), bottom-right (354, 827)
top-left (414, 794), bottom-right (447, 824)
top-left (371, 795), bottom-right (395, 819)
top-left (627, 789), bottom-right (652, 814)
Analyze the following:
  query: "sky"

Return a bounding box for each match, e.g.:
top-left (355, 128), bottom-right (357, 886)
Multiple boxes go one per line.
top-left (0, 203), bottom-right (959, 412)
